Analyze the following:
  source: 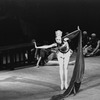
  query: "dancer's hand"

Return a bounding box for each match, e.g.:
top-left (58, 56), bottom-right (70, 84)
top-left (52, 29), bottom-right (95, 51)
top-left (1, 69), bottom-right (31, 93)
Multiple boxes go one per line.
top-left (77, 26), bottom-right (80, 30)
top-left (33, 41), bottom-right (37, 48)
top-left (52, 43), bottom-right (57, 47)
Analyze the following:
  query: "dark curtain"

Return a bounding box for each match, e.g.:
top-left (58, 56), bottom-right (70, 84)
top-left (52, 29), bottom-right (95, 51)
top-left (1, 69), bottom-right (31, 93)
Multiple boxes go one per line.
top-left (19, 18), bottom-right (33, 41)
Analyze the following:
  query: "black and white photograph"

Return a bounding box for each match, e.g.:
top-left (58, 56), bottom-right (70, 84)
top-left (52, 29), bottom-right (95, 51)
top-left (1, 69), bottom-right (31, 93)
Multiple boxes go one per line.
top-left (0, 0), bottom-right (100, 100)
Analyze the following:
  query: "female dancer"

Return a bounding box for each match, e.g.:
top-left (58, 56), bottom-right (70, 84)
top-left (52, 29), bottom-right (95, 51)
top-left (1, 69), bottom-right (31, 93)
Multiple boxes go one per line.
top-left (34, 30), bottom-right (71, 90)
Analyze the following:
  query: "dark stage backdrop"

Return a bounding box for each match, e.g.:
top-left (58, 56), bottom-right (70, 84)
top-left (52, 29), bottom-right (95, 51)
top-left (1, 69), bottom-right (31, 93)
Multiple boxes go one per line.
top-left (0, 0), bottom-right (100, 46)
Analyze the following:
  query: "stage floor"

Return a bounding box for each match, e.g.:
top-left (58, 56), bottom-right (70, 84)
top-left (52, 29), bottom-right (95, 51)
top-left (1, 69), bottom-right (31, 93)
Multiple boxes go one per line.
top-left (0, 55), bottom-right (100, 100)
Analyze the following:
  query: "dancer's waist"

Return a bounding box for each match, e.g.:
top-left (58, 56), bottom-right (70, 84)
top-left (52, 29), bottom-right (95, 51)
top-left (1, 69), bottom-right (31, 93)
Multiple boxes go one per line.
top-left (58, 49), bottom-right (70, 54)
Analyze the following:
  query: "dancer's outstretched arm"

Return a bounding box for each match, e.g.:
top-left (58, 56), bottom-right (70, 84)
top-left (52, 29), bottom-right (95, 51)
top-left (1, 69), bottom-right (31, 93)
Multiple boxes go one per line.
top-left (34, 42), bottom-right (57, 49)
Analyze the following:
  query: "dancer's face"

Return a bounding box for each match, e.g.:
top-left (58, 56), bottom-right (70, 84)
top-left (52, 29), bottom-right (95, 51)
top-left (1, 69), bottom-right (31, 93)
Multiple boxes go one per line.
top-left (55, 37), bottom-right (62, 44)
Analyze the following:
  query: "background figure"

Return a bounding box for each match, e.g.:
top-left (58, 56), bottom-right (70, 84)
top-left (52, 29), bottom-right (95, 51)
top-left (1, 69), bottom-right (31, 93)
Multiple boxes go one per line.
top-left (35, 40), bottom-right (53, 67)
top-left (83, 33), bottom-right (100, 56)
top-left (82, 31), bottom-right (89, 47)
top-left (34, 30), bottom-right (71, 90)
top-left (35, 48), bottom-right (51, 67)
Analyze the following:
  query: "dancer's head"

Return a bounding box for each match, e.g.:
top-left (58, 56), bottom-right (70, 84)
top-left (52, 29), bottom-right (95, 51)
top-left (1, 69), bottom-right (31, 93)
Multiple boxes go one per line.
top-left (91, 33), bottom-right (96, 37)
top-left (91, 33), bottom-right (96, 39)
top-left (83, 31), bottom-right (87, 35)
top-left (31, 39), bottom-right (35, 43)
top-left (55, 30), bottom-right (62, 44)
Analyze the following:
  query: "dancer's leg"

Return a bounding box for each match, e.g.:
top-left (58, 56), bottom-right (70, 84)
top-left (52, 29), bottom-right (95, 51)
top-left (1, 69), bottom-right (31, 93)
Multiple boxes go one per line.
top-left (57, 52), bottom-right (64, 90)
top-left (64, 51), bottom-right (70, 89)
top-left (36, 57), bottom-right (41, 68)
top-left (48, 52), bottom-right (55, 61)
top-left (25, 53), bottom-right (28, 59)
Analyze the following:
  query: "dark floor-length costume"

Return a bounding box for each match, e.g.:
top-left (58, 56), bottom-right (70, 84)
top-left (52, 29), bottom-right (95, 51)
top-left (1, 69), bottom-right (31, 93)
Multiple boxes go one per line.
top-left (50, 29), bottom-right (85, 100)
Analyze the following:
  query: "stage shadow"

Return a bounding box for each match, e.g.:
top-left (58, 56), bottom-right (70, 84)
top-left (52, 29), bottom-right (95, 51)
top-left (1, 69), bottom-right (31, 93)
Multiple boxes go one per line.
top-left (0, 75), bottom-right (60, 100)
top-left (79, 74), bottom-right (100, 92)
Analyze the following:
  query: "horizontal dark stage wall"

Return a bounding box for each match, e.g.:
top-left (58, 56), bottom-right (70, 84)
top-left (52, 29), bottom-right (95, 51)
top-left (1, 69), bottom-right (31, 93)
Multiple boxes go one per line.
top-left (0, 0), bottom-right (100, 46)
